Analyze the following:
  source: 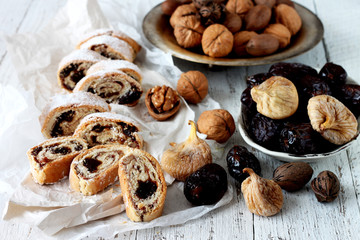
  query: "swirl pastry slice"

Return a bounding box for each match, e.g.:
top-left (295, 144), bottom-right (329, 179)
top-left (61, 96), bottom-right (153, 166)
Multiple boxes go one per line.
top-left (118, 148), bottom-right (167, 222)
top-left (69, 144), bottom-right (128, 195)
top-left (27, 137), bottom-right (88, 185)
top-left (76, 28), bottom-right (141, 54)
top-left (79, 35), bottom-right (136, 62)
top-left (73, 112), bottom-right (143, 149)
top-left (40, 92), bottom-right (111, 139)
top-left (86, 60), bottom-right (142, 83)
top-left (73, 70), bottom-right (143, 106)
top-left (57, 49), bottom-right (107, 91)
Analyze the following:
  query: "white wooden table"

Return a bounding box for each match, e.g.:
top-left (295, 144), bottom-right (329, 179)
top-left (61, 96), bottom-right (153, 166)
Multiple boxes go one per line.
top-left (1, 0), bottom-right (360, 239)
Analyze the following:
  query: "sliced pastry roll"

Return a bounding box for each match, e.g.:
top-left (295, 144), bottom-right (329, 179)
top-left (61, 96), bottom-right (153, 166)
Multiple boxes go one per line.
top-left (73, 112), bottom-right (143, 149)
top-left (79, 35), bottom-right (136, 62)
top-left (27, 137), bottom-right (88, 185)
top-left (40, 92), bottom-right (111, 139)
top-left (76, 28), bottom-right (141, 54)
top-left (118, 148), bottom-right (167, 222)
top-left (73, 69), bottom-right (143, 106)
top-left (69, 144), bottom-right (128, 195)
top-left (86, 60), bottom-right (142, 83)
top-left (57, 49), bottom-right (107, 91)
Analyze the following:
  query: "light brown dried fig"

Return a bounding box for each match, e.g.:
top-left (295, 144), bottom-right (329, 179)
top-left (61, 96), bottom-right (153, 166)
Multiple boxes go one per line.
top-left (177, 70), bottom-right (208, 104)
top-left (223, 12), bottom-right (242, 33)
top-left (244, 4), bottom-right (272, 31)
top-left (233, 31), bottom-right (258, 56)
top-left (170, 3), bottom-right (197, 28)
top-left (246, 34), bottom-right (279, 56)
top-left (307, 95), bottom-right (358, 145)
top-left (202, 24), bottom-right (234, 57)
top-left (161, 120), bottom-right (212, 181)
top-left (275, 4), bottom-right (302, 35)
top-left (264, 23), bottom-right (291, 48)
top-left (241, 168), bottom-right (283, 217)
top-left (173, 16), bottom-right (205, 48)
top-left (197, 109), bottom-right (235, 143)
top-left (145, 85), bottom-right (181, 121)
top-left (251, 76), bottom-right (298, 119)
top-left (226, 0), bottom-right (254, 15)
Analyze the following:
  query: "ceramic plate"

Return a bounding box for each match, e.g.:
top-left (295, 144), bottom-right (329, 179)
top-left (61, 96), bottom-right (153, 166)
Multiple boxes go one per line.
top-left (142, 3), bottom-right (324, 66)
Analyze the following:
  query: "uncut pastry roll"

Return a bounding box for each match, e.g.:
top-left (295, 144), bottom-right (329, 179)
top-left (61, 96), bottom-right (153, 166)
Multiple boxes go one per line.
top-left (73, 112), bottom-right (143, 149)
top-left (76, 28), bottom-right (141, 54)
top-left (118, 148), bottom-right (167, 222)
top-left (40, 92), bottom-right (111, 139)
top-left (79, 35), bottom-right (136, 62)
top-left (27, 137), bottom-right (88, 185)
top-left (73, 69), bottom-right (143, 106)
top-left (86, 60), bottom-right (142, 83)
top-left (57, 49), bottom-right (107, 91)
top-left (69, 144), bottom-right (128, 195)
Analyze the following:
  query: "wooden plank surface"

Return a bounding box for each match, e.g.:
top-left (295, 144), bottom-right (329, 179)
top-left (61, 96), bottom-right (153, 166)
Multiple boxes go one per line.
top-left (0, 0), bottom-right (359, 239)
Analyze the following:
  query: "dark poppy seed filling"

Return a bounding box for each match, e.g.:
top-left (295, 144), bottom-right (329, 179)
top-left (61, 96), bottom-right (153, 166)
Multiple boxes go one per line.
top-left (135, 180), bottom-right (158, 199)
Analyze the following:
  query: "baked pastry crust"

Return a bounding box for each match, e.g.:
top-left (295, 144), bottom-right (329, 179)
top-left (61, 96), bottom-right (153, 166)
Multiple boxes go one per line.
top-left (86, 60), bottom-right (142, 83)
top-left (27, 136), bottom-right (88, 184)
top-left (40, 92), bottom-right (111, 139)
top-left (57, 49), bottom-right (107, 92)
top-left (76, 28), bottom-right (141, 54)
top-left (69, 144), bottom-right (128, 195)
top-left (118, 148), bottom-right (167, 222)
top-left (73, 69), bottom-right (143, 106)
top-left (73, 112), bottom-right (143, 149)
top-left (79, 35), bottom-right (136, 62)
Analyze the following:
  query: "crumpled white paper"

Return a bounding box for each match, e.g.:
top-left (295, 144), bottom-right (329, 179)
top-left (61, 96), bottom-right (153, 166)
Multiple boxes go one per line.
top-left (1, 0), bottom-right (234, 238)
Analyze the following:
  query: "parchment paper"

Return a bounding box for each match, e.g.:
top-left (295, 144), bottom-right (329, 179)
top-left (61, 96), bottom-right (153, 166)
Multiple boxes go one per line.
top-left (1, 0), bottom-right (234, 239)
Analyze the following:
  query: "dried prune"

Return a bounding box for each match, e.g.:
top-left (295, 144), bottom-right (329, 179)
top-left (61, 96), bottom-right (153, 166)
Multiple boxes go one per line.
top-left (226, 145), bottom-right (261, 183)
top-left (246, 72), bottom-right (271, 88)
top-left (279, 122), bottom-right (328, 155)
top-left (334, 84), bottom-right (360, 118)
top-left (268, 62), bottom-right (318, 84)
top-left (319, 62), bottom-right (347, 88)
top-left (184, 163), bottom-right (227, 205)
top-left (241, 87), bottom-right (256, 111)
top-left (249, 113), bottom-right (282, 150)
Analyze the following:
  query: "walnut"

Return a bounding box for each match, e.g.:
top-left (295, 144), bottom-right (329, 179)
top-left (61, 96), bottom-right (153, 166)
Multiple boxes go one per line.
top-left (177, 70), bottom-right (208, 104)
top-left (201, 24), bottom-right (234, 58)
top-left (170, 3), bottom-right (198, 28)
top-left (251, 76), bottom-right (298, 119)
top-left (145, 85), bottom-right (181, 121)
top-left (225, 0), bottom-right (254, 15)
top-left (307, 95), bottom-right (358, 145)
top-left (264, 23), bottom-right (291, 48)
top-left (173, 16), bottom-right (205, 48)
top-left (241, 168), bottom-right (283, 217)
top-left (197, 109), bottom-right (235, 143)
top-left (311, 171), bottom-right (340, 203)
top-left (233, 31), bottom-right (258, 56)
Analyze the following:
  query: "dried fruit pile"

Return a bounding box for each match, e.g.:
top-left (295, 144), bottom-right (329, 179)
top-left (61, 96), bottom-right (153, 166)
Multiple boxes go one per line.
top-left (161, 0), bottom-right (302, 57)
top-left (241, 62), bottom-right (359, 155)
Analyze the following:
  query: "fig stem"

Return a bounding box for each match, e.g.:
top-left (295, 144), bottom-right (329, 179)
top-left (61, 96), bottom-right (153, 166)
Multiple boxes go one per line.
top-left (187, 120), bottom-right (198, 142)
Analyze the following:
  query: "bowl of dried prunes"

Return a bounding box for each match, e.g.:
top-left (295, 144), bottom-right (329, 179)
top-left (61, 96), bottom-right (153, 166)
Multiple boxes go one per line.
top-left (239, 62), bottom-right (360, 162)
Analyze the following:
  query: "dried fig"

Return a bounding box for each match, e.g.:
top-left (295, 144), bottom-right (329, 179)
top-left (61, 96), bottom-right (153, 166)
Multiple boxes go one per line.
top-left (177, 70), bottom-right (208, 104)
top-left (273, 162), bottom-right (313, 192)
top-left (275, 4), bottom-right (302, 35)
top-left (226, 0), bottom-right (254, 15)
top-left (173, 15), bottom-right (205, 48)
top-left (233, 31), bottom-right (258, 56)
top-left (246, 34), bottom-right (279, 56)
top-left (244, 4), bottom-right (272, 31)
top-left (264, 23), bottom-right (291, 48)
top-left (197, 109), bottom-right (235, 143)
top-left (202, 24), bottom-right (234, 57)
top-left (241, 168), bottom-right (283, 217)
top-left (311, 170), bottom-right (340, 202)
top-left (145, 85), bottom-right (181, 121)
top-left (250, 76), bottom-right (299, 119)
top-left (161, 120), bottom-right (212, 181)
top-left (307, 95), bottom-right (358, 145)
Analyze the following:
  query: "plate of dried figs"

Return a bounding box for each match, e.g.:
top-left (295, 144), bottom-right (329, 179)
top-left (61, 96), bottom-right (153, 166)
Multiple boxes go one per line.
top-left (142, 2), bottom-right (324, 66)
top-left (238, 62), bottom-right (360, 162)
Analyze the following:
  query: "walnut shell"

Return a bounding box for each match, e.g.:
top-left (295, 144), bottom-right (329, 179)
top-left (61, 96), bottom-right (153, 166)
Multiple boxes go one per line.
top-left (177, 71), bottom-right (208, 104)
top-left (226, 0), bottom-right (254, 15)
top-left (197, 109), bottom-right (235, 143)
top-left (233, 31), bottom-right (258, 56)
top-left (264, 23), bottom-right (291, 48)
top-left (202, 24), bottom-right (234, 57)
top-left (307, 95), bottom-right (358, 145)
top-left (311, 170), bottom-right (340, 202)
top-left (275, 4), bottom-right (302, 35)
top-left (173, 15), bottom-right (205, 48)
top-left (145, 85), bottom-right (181, 121)
top-left (251, 76), bottom-right (298, 119)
